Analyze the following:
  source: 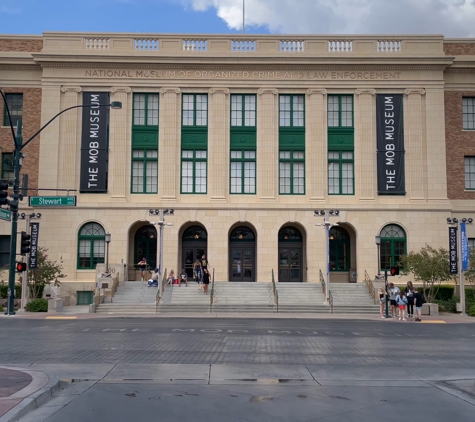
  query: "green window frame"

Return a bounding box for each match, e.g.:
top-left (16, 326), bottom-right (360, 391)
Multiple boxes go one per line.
top-left (133, 93), bottom-right (159, 126)
top-left (329, 227), bottom-right (350, 271)
top-left (328, 95), bottom-right (353, 127)
top-left (231, 94), bottom-right (256, 127)
top-left (463, 97), bottom-right (475, 130)
top-left (279, 95), bottom-right (305, 127)
top-left (1, 153), bottom-right (14, 182)
top-left (181, 150), bottom-right (207, 194)
top-left (328, 151), bottom-right (354, 195)
top-left (0, 235), bottom-right (10, 267)
top-left (77, 222), bottom-right (106, 270)
top-left (465, 156), bottom-right (475, 190)
top-left (279, 150), bottom-right (305, 195)
top-left (380, 224), bottom-right (407, 270)
top-left (230, 150), bottom-right (256, 194)
top-left (3, 94), bottom-right (23, 127)
top-left (182, 94), bottom-right (208, 127)
top-left (131, 149), bottom-right (158, 193)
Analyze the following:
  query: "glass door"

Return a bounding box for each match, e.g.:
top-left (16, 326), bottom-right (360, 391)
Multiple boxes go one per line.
top-left (182, 246), bottom-right (206, 279)
top-left (230, 247), bottom-right (255, 281)
top-left (279, 248), bottom-right (302, 282)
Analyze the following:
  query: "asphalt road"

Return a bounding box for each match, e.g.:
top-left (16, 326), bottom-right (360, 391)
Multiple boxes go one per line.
top-left (1, 318), bottom-right (475, 366)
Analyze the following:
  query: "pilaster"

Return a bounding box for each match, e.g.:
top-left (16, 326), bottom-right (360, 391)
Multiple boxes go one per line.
top-left (159, 87), bottom-right (181, 201)
top-left (257, 88), bottom-right (278, 202)
top-left (306, 89), bottom-right (327, 202)
top-left (355, 88), bottom-right (376, 201)
top-left (208, 87), bottom-right (229, 202)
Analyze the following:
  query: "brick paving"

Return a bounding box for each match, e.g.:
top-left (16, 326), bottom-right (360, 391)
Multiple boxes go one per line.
top-left (0, 367), bottom-right (32, 417)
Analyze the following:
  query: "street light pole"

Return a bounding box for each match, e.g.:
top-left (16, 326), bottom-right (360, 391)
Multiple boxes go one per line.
top-left (105, 233), bottom-right (111, 274)
top-left (375, 235), bottom-right (381, 277)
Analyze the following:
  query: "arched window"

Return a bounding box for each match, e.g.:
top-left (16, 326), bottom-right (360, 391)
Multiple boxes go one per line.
top-left (380, 224), bottom-right (407, 270)
top-left (182, 226), bottom-right (207, 241)
top-left (230, 226), bottom-right (255, 241)
top-left (329, 227), bottom-right (350, 271)
top-left (278, 227), bottom-right (303, 242)
top-left (78, 223), bottom-right (105, 269)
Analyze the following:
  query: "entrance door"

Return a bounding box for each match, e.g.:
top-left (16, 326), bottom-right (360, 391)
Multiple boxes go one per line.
top-left (229, 226), bottom-right (256, 282)
top-left (182, 226), bottom-right (207, 279)
top-left (134, 225), bottom-right (157, 270)
top-left (278, 248), bottom-right (302, 282)
top-left (278, 226), bottom-right (303, 282)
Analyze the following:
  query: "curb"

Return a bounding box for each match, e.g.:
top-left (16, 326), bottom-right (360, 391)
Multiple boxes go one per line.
top-left (0, 366), bottom-right (60, 422)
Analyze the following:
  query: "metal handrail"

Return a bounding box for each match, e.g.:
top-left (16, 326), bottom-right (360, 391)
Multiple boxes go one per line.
top-left (364, 269), bottom-right (376, 303)
top-left (210, 268), bottom-right (215, 312)
top-left (155, 267), bottom-right (167, 313)
top-left (329, 290), bottom-right (334, 314)
top-left (319, 269), bottom-right (326, 294)
top-left (271, 269), bottom-right (279, 313)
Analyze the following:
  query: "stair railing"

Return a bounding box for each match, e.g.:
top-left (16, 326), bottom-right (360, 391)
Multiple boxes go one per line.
top-left (155, 267), bottom-right (167, 313)
top-left (329, 290), bottom-right (334, 314)
top-left (319, 269), bottom-right (326, 295)
top-left (364, 270), bottom-right (376, 304)
top-left (210, 268), bottom-right (215, 312)
top-left (271, 269), bottom-right (279, 313)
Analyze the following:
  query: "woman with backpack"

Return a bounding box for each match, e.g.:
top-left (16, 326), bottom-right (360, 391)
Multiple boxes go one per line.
top-left (396, 291), bottom-right (408, 321)
top-left (405, 281), bottom-right (415, 318)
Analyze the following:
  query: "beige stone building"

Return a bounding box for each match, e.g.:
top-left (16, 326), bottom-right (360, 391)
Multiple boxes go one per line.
top-left (1, 32), bottom-right (475, 304)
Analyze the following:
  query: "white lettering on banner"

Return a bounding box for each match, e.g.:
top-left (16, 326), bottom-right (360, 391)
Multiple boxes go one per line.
top-left (88, 95), bottom-right (101, 188)
top-left (384, 96), bottom-right (396, 191)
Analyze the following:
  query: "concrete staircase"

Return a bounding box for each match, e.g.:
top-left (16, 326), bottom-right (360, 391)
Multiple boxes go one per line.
top-left (213, 282), bottom-right (275, 313)
top-left (329, 283), bottom-right (379, 314)
top-left (96, 281), bottom-right (157, 314)
top-left (158, 283), bottom-right (211, 313)
top-left (276, 283), bottom-right (329, 313)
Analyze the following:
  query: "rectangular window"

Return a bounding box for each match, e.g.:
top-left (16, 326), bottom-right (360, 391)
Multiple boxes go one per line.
top-left (279, 95), bottom-right (305, 127)
top-left (182, 94), bottom-right (208, 127)
top-left (181, 150), bottom-right (207, 194)
top-left (328, 151), bottom-right (354, 195)
top-left (279, 151), bottom-right (305, 195)
top-left (468, 238), bottom-right (475, 250)
top-left (0, 235), bottom-right (10, 267)
top-left (328, 95), bottom-right (353, 127)
top-left (231, 95), bottom-right (256, 127)
top-left (3, 94), bottom-right (23, 127)
top-left (131, 150), bottom-right (158, 193)
top-left (1, 153), bottom-right (14, 182)
top-left (465, 156), bottom-right (475, 190)
top-left (230, 150), bottom-right (256, 194)
top-left (463, 97), bottom-right (475, 130)
top-left (133, 93), bottom-right (159, 126)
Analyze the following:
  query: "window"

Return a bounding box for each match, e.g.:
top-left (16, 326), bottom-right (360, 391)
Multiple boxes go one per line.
top-left (231, 95), bottom-right (256, 127)
top-left (1, 153), bottom-right (14, 182)
top-left (181, 150), bottom-right (207, 194)
top-left (469, 238), bottom-right (475, 250)
top-left (463, 97), bottom-right (475, 130)
top-left (279, 95), bottom-right (304, 127)
top-left (465, 157), bottom-right (475, 190)
top-left (328, 95), bottom-right (353, 127)
top-left (182, 94), bottom-right (208, 126)
top-left (77, 223), bottom-right (105, 269)
top-left (279, 151), bottom-right (305, 194)
top-left (380, 224), bottom-right (406, 270)
top-left (230, 151), bottom-right (256, 194)
top-left (133, 94), bottom-right (159, 126)
top-left (3, 94), bottom-right (23, 127)
top-left (0, 235), bottom-right (10, 267)
top-left (328, 151), bottom-right (354, 195)
top-left (132, 150), bottom-right (158, 193)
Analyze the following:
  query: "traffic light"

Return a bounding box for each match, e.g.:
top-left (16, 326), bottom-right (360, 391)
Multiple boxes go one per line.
top-left (16, 262), bottom-right (27, 272)
top-left (390, 266), bottom-right (400, 276)
top-left (20, 231), bottom-right (31, 255)
top-left (0, 180), bottom-right (8, 206)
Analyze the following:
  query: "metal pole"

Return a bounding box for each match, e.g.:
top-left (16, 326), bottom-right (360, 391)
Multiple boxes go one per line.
top-left (243, 0), bottom-right (245, 34)
top-left (20, 214), bottom-right (30, 312)
top-left (158, 210), bottom-right (164, 297)
top-left (384, 269), bottom-right (390, 318)
top-left (377, 244), bottom-right (381, 276)
top-left (324, 211), bottom-right (330, 304)
top-left (459, 223), bottom-right (466, 315)
top-left (105, 241), bottom-right (110, 274)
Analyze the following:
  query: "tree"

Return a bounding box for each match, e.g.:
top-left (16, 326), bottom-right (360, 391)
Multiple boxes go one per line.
top-left (27, 247), bottom-right (66, 299)
top-left (399, 244), bottom-right (455, 303)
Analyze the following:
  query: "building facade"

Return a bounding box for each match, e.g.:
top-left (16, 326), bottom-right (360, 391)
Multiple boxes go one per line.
top-left (1, 32), bottom-right (474, 301)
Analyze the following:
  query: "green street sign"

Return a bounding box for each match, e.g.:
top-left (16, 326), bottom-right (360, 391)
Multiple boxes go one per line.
top-left (29, 196), bottom-right (77, 207)
top-left (0, 209), bottom-right (11, 222)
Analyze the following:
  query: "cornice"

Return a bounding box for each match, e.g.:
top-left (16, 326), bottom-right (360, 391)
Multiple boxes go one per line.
top-left (110, 86), bottom-right (131, 93)
top-left (258, 88), bottom-right (278, 95)
top-left (0, 65), bottom-right (41, 71)
top-left (160, 87), bottom-right (180, 94)
top-left (209, 87), bottom-right (230, 95)
top-left (355, 88), bottom-right (376, 95)
top-left (404, 88), bottom-right (426, 95)
top-left (61, 86), bottom-right (82, 93)
top-left (306, 88), bottom-right (327, 96)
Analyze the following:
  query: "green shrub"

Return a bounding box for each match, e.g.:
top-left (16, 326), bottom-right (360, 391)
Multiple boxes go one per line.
top-left (26, 298), bottom-right (48, 312)
top-left (434, 297), bottom-right (458, 313)
top-left (465, 289), bottom-right (475, 303)
top-left (397, 285), bottom-right (454, 301)
top-left (467, 304), bottom-right (475, 317)
top-left (0, 285), bottom-right (22, 299)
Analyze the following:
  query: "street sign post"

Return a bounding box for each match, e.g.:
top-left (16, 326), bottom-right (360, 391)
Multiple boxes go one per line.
top-left (0, 209), bottom-right (11, 221)
top-left (28, 196), bottom-right (76, 207)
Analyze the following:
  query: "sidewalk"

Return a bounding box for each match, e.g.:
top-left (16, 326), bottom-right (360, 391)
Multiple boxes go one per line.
top-left (0, 366), bottom-right (59, 422)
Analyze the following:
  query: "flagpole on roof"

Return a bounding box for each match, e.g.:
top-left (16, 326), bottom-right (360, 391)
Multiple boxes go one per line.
top-left (243, 0), bottom-right (245, 34)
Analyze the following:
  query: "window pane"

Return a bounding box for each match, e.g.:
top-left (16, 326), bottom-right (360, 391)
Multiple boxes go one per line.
top-left (293, 162), bottom-right (304, 194)
top-left (182, 95), bottom-right (194, 125)
top-left (244, 151), bottom-right (255, 159)
top-left (146, 161), bottom-right (158, 193)
top-left (293, 151), bottom-right (304, 160)
top-left (230, 161), bottom-right (242, 193)
top-left (133, 94), bottom-right (146, 125)
top-left (463, 98), bottom-right (475, 130)
top-left (280, 95), bottom-right (291, 127)
top-left (196, 95), bottom-right (208, 126)
top-left (231, 151), bottom-right (242, 159)
top-left (80, 223), bottom-right (105, 237)
top-left (328, 162), bottom-right (340, 194)
top-left (341, 95), bottom-right (353, 127)
top-left (5, 94), bottom-right (23, 127)
top-left (244, 161), bottom-right (256, 194)
top-left (245, 95), bottom-right (256, 126)
top-left (181, 161), bottom-right (193, 193)
top-left (293, 96), bottom-right (304, 127)
top-left (182, 150), bottom-right (193, 159)
top-left (328, 152), bottom-right (339, 160)
top-left (279, 162), bottom-right (291, 193)
top-left (341, 162), bottom-right (354, 194)
top-left (195, 161), bottom-right (207, 193)
top-left (133, 150), bottom-right (144, 158)
top-left (147, 94), bottom-right (159, 126)
top-left (328, 96), bottom-right (339, 127)
top-left (465, 156), bottom-right (475, 189)
top-left (147, 150), bottom-right (158, 158)
top-left (231, 95), bottom-right (242, 126)
top-left (132, 161), bottom-right (144, 193)
top-left (1, 153), bottom-right (14, 181)
top-left (342, 152), bottom-right (353, 160)
top-left (280, 151), bottom-right (291, 159)
top-left (196, 150), bottom-right (207, 159)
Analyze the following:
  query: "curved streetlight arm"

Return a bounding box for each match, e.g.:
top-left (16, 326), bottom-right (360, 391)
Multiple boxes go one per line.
top-left (0, 90), bottom-right (20, 149)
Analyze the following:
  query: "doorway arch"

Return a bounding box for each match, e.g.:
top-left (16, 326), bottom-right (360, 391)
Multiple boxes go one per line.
top-left (182, 225), bottom-right (208, 279)
top-left (278, 226), bottom-right (303, 282)
top-left (229, 226), bottom-right (256, 282)
top-left (134, 225), bottom-right (158, 270)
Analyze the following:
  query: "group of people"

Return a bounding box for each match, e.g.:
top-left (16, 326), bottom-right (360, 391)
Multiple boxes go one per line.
top-left (379, 281), bottom-right (425, 322)
top-left (139, 255), bottom-right (211, 294)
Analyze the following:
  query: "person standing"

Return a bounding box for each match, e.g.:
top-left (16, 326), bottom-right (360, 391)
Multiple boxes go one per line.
top-left (378, 287), bottom-right (386, 319)
top-left (193, 259), bottom-right (202, 289)
top-left (148, 268), bottom-right (159, 287)
top-left (201, 254), bottom-right (210, 294)
top-left (396, 291), bottom-right (408, 321)
top-left (388, 283), bottom-right (400, 318)
top-left (405, 281), bottom-right (415, 318)
top-left (137, 257), bottom-right (147, 281)
top-left (413, 288), bottom-right (424, 322)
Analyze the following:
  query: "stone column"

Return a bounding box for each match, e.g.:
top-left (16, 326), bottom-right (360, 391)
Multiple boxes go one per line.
top-left (404, 89), bottom-right (426, 201)
top-left (159, 88), bottom-right (180, 201)
top-left (257, 88), bottom-right (278, 202)
top-left (58, 86), bottom-right (81, 190)
top-left (306, 89), bottom-right (327, 202)
top-left (208, 87), bottom-right (229, 201)
top-left (355, 89), bottom-right (376, 201)
top-left (108, 86), bottom-right (131, 201)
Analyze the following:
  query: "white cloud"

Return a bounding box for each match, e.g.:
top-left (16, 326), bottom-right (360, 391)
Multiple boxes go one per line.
top-left (182, 0), bottom-right (475, 37)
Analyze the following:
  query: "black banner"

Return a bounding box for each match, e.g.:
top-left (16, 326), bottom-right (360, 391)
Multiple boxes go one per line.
top-left (80, 92), bottom-right (109, 192)
top-left (376, 94), bottom-right (405, 195)
top-left (29, 222), bottom-right (39, 270)
top-left (449, 227), bottom-right (458, 274)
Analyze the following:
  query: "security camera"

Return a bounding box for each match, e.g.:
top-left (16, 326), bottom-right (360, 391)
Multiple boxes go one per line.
top-left (453, 218), bottom-right (458, 223)
top-left (446, 218), bottom-right (452, 223)
top-left (36, 213), bottom-right (42, 218)
top-left (334, 210), bottom-right (340, 216)
top-left (469, 218), bottom-right (474, 224)
top-left (462, 218), bottom-right (467, 223)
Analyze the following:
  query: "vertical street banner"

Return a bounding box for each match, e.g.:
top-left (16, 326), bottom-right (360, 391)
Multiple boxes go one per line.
top-left (449, 227), bottom-right (458, 274)
top-left (461, 222), bottom-right (469, 271)
top-left (80, 92), bottom-right (109, 192)
top-left (29, 222), bottom-right (40, 270)
top-left (376, 94), bottom-right (405, 195)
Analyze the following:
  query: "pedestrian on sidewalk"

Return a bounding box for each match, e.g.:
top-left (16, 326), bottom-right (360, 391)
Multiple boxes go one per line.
top-left (405, 281), bottom-right (415, 318)
top-left (201, 254), bottom-right (210, 294)
top-left (413, 288), bottom-right (425, 322)
top-left (389, 283), bottom-right (400, 317)
top-left (193, 259), bottom-right (202, 289)
top-left (396, 291), bottom-right (408, 321)
top-left (378, 287), bottom-right (386, 319)
top-left (137, 257), bottom-right (147, 281)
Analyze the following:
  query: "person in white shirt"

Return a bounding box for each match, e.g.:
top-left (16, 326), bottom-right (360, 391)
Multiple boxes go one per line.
top-left (388, 282), bottom-right (400, 318)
